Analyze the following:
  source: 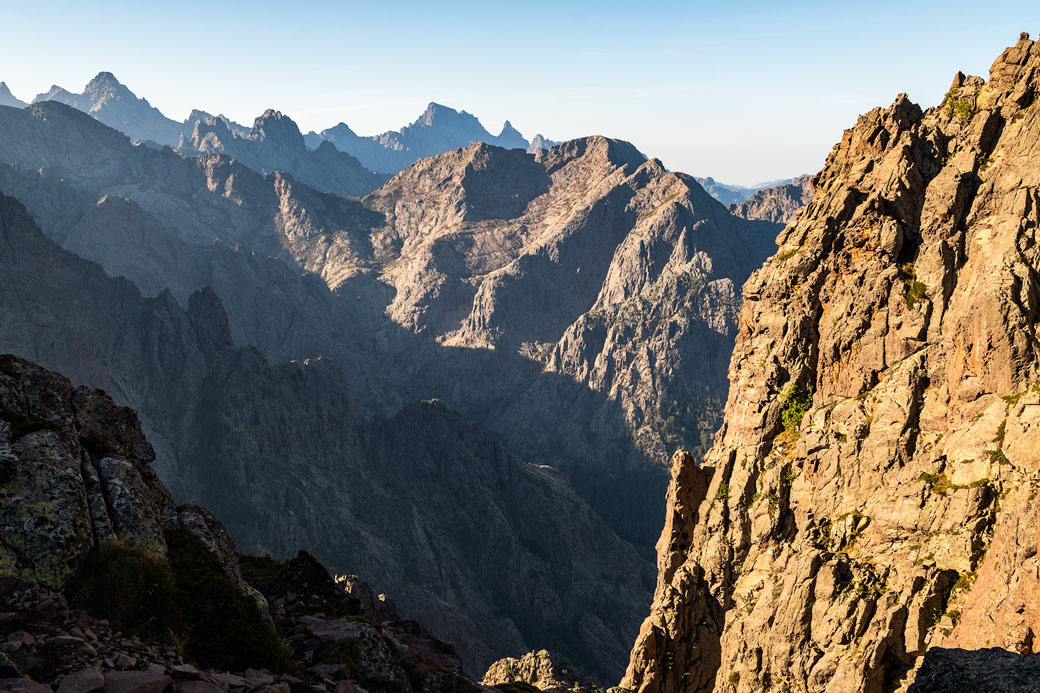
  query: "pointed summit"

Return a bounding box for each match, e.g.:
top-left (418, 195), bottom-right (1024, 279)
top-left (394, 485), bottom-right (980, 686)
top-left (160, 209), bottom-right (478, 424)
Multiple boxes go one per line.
top-left (87, 71), bottom-right (121, 87)
top-left (527, 134), bottom-right (559, 153)
top-left (495, 119), bottom-right (528, 150)
top-left (30, 72), bottom-right (182, 145)
top-left (0, 81), bottom-right (27, 109)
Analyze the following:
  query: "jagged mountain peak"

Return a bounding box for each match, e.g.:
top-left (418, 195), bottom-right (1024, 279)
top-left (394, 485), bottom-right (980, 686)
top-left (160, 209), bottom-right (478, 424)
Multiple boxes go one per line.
top-left (0, 80), bottom-right (27, 108)
top-left (415, 101), bottom-right (480, 128)
top-left (85, 70), bottom-right (121, 88)
top-left (31, 71), bottom-right (183, 145)
top-left (527, 133), bottom-right (558, 153)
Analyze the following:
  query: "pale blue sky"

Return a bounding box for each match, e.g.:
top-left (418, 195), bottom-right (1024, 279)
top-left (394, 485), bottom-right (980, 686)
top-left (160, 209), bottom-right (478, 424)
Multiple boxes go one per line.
top-left (2, 1), bottom-right (1038, 184)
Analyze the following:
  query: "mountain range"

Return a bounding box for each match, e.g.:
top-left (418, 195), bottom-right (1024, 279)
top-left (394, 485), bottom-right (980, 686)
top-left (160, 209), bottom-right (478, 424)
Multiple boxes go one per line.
top-left (0, 93), bottom-right (787, 681)
top-left (9, 32), bottom-right (1036, 693)
top-left (695, 175), bottom-right (810, 205)
top-left (13, 71), bottom-right (560, 179)
top-left (304, 103), bottom-right (559, 173)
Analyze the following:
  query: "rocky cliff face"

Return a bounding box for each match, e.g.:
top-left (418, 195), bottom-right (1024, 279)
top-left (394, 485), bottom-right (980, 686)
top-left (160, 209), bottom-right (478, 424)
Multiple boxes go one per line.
top-left (624, 34), bottom-right (1040, 692)
top-left (180, 109), bottom-right (386, 197)
top-left (729, 175), bottom-right (813, 225)
top-left (344, 138), bottom-right (777, 538)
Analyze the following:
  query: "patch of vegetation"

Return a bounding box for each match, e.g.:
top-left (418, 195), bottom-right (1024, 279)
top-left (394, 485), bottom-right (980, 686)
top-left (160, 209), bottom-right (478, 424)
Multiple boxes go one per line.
top-left (917, 472), bottom-right (954, 495)
top-left (165, 529), bottom-right (293, 672)
top-left (780, 384), bottom-right (813, 435)
top-left (767, 490), bottom-right (780, 518)
top-left (899, 263), bottom-right (928, 310)
top-left (675, 273), bottom-right (703, 303)
top-left (941, 89), bottom-right (977, 124)
top-left (953, 571), bottom-right (977, 592)
top-left (70, 539), bottom-right (182, 642)
top-left (72, 532), bottom-right (293, 673)
top-left (238, 553), bottom-right (289, 597)
top-left (316, 636), bottom-right (362, 674)
top-left (494, 684), bottom-right (542, 693)
top-left (917, 473), bottom-right (990, 496)
top-left (986, 448), bottom-right (1010, 466)
top-left (715, 482), bottom-right (730, 502)
top-left (777, 248), bottom-right (800, 262)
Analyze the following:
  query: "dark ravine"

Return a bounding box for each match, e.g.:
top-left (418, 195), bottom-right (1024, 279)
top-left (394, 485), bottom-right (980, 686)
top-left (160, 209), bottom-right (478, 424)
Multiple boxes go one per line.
top-left (624, 34), bottom-right (1040, 693)
top-left (0, 191), bottom-right (648, 681)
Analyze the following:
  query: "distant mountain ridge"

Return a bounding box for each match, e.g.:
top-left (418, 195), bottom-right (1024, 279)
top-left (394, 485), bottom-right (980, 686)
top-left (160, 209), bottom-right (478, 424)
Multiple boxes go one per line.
top-left (180, 108), bottom-right (387, 197)
top-left (23, 71), bottom-right (558, 179)
top-left (728, 174), bottom-right (813, 225)
top-left (695, 174), bottom-right (809, 205)
top-left (306, 101), bottom-right (559, 173)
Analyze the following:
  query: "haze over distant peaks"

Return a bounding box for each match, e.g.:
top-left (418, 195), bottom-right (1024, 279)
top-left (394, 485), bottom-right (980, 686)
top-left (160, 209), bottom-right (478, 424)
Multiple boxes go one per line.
top-left (0, 81), bottom-right (28, 108)
top-left (307, 101), bottom-right (558, 174)
top-left (23, 70), bottom-right (563, 182)
top-left (33, 71), bottom-right (185, 145)
top-left (695, 174), bottom-right (810, 205)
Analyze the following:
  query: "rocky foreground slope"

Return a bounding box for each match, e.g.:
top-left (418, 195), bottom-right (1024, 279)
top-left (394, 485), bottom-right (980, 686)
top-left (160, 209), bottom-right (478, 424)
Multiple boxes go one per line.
top-left (0, 353), bottom-right (490, 693)
top-left (623, 34), bottom-right (1040, 692)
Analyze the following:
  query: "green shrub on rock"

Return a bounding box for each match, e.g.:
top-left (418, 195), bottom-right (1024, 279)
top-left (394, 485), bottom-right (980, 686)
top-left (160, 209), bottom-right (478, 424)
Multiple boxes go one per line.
top-left (71, 530), bottom-right (292, 673)
top-left (780, 384), bottom-right (813, 434)
top-left (69, 539), bottom-right (182, 642)
top-left (165, 528), bottom-right (292, 672)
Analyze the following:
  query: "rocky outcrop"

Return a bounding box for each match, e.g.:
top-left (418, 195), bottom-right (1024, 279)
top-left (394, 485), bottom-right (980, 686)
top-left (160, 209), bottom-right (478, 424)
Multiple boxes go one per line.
top-left (483, 650), bottom-right (591, 692)
top-left (179, 110), bottom-right (386, 197)
top-left (527, 134), bottom-right (559, 153)
top-left (0, 355), bottom-right (170, 586)
top-left (624, 34), bottom-right (1040, 692)
top-left (728, 175), bottom-right (813, 225)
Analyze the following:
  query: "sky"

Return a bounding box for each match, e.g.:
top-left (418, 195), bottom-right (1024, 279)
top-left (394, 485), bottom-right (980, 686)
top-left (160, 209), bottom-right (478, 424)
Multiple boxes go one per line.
top-left (2, 1), bottom-right (1039, 185)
